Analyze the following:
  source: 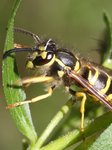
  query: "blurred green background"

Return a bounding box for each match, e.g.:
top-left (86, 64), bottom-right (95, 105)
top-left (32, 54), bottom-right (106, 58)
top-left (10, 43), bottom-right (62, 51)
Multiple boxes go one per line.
top-left (1, 0), bottom-right (112, 150)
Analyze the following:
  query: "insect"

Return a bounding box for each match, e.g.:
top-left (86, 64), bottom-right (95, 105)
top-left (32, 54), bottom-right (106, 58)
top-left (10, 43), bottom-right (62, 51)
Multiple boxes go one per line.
top-left (3, 28), bottom-right (112, 140)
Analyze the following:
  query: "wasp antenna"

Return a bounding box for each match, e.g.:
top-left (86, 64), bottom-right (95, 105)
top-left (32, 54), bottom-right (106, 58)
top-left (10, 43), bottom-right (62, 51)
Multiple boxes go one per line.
top-left (3, 48), bottom-right (35, 60)
top-left (13, 27), bottom-right (41, 44)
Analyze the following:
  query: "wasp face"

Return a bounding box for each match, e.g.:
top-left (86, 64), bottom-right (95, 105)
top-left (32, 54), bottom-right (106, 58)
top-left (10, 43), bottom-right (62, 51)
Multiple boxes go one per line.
top-left (26, 39), bottom-right (56, 69)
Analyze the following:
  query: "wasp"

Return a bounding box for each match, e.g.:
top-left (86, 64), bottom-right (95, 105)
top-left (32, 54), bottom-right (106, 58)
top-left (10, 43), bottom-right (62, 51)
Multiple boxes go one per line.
top-left (3, 28), bottom-right (112, 140)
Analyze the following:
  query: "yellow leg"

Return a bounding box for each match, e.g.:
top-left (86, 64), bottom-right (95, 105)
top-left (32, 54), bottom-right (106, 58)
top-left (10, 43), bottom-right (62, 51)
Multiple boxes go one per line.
top-left (7, 76), bottom-right (54, 109)
top-left (23, 72), bottom-right (39, 90)
top-left (69, 88), bottom-right (87, 140)
top-left (6, 87), bottom-right (53, 109)
top-left (13, 76), bottom-right (53, 85)
top-left (75, 92), bottom-right (86, 141)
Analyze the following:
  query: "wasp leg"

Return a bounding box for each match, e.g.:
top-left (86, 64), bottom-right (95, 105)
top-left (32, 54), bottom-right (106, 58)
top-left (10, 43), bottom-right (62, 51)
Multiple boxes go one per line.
top-left (6, 87), bottom-right (53, 109)
top-left (13, 76), bottom-right (54, 85)
top-left (69, 89), bottom-right (86, 141)
top-left (23, 72), bottom-right (39, 90)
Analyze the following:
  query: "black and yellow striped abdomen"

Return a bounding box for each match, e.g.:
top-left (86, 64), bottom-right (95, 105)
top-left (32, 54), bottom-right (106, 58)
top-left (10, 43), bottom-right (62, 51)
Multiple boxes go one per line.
top-left (81, 62), bottom-right (112, 104)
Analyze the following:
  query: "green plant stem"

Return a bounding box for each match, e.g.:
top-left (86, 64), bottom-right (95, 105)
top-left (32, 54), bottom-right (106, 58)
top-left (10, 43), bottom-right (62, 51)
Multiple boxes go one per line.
top-left (39, 111), bottom-right (112, 150)
top-left (31, 98), bottom-right (75, 150)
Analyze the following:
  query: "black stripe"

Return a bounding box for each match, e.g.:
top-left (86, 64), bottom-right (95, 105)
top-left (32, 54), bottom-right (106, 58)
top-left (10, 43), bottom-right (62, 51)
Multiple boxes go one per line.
top-left (81, 66), bottom-right (90, 80)
top-left (94, 72), bottom-right (108, 91)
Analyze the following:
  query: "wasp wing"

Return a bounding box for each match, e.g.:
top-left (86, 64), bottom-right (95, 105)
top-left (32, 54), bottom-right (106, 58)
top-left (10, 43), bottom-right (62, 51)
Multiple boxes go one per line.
top-left (67, 69), bottom-right (112, 110)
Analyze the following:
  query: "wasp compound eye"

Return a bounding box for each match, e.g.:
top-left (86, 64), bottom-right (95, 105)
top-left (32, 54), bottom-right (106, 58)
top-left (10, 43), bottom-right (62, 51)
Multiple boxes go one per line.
top-left (33, 51), bottom-right (54, 67)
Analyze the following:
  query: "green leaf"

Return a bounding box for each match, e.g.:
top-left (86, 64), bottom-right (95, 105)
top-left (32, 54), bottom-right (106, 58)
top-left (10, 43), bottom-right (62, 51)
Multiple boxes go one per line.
top-left (2, 0), bottom-right (37, 146)
top-left (35, 111), bottom-right (111, 150)
top-left (88, 123), bottom-right (112, 150)
top-left (75, 134), bottom-right (97, 150)
top-left (31, 98), bottom-right (75, 149)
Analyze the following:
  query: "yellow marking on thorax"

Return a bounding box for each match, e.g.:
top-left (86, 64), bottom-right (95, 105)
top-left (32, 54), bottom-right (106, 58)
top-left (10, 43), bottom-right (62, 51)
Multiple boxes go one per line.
top-left (55, 58), bottom-right (65, 67)
top-left (58, 70), bottom-right (64, 77)
top-left (55, 58), bottom-right (71, 71)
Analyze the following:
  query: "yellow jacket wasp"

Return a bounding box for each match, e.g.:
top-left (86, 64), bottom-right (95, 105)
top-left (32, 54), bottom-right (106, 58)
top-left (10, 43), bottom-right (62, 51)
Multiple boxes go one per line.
top-left (3, 27), bottom-right (112, 140)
